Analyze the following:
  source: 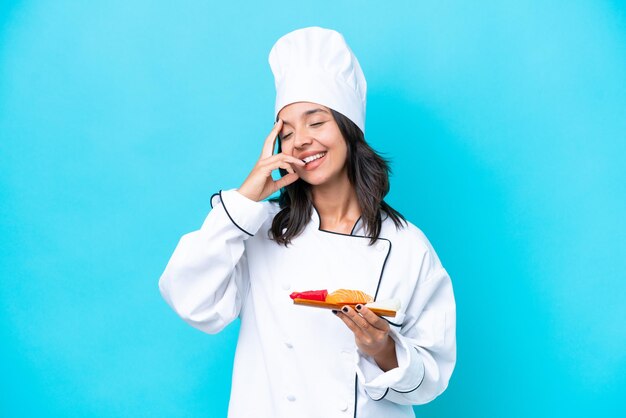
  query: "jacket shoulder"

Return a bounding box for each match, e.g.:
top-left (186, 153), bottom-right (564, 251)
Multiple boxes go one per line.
top-left (254, 200), bottom-right (281, 236)
top-left (382, 216), bottom-right (442, 267)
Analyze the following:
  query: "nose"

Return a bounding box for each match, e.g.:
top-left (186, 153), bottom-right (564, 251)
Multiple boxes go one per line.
top-left (294, 130), bottom-right (313, 149)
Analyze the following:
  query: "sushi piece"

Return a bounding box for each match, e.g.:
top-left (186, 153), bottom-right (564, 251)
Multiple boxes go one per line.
top-left (289, 289), bottom-right (328, 301)
top-left (365, 298), bottom-right (401, 311)
top-left (325, 289), bottom-right (373, 305)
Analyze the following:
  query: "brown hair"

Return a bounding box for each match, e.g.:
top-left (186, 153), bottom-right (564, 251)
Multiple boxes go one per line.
top-left (268, 109), bottom-right (406, 245)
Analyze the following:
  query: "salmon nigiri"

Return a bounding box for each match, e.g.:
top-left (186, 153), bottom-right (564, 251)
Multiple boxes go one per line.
top-left (325, 289), bottom-right (373, 304)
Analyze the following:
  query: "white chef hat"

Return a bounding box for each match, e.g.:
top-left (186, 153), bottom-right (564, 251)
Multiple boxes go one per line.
top-left (269, 26), bottom-right (367, 133)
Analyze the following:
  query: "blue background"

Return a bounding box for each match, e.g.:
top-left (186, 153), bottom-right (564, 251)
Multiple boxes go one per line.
top-left (1, 1), bottom-right (625, 417)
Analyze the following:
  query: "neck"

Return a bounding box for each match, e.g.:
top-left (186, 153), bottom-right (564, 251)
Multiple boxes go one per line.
top-left (311, 175), bottom-right (360, 233)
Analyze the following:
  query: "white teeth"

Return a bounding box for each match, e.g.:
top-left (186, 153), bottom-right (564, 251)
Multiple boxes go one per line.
top-left (302, 152), bottom-right (326, 164)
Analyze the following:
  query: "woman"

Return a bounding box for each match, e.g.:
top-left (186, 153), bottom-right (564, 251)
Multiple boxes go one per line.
top-left (159, 27), bottom-right (456, 418)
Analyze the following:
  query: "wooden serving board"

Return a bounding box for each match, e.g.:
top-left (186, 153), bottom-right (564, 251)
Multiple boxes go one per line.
top-left (293, 298), bottom-right (396, 317)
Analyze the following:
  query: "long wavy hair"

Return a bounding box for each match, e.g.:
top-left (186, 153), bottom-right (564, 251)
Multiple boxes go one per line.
top-left (268, 108), bottom-right (406, 246)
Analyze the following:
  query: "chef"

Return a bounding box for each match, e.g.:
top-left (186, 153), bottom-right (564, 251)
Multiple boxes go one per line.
top-left (159, 26), bottom-right (456, 418)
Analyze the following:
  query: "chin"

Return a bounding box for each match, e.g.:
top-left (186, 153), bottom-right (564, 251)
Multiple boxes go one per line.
top-left (298, 166), bottom-right (347, 187)
top-left (300, 173), bottom-right (338, 187)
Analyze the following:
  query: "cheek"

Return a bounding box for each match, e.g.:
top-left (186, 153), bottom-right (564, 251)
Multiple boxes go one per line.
top-left (280, 142), bottom-right (293, 155)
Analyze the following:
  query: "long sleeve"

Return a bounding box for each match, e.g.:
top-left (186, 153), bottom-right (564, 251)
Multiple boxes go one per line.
top-left (356, 234), bottom-right (457, 405)
top-left (158, 189), bottom-right (270, 334)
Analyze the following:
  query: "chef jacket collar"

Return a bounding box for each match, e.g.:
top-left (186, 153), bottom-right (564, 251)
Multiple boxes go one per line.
top-left (310, 205), bottom-right (388, 237)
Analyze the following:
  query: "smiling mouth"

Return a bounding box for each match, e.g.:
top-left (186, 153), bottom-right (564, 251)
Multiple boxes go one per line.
top-left (302, 152), bottom-right (327, 165)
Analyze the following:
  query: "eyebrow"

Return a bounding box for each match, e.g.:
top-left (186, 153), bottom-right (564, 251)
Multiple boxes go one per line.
top-left (281, 108), bottom-right (330, 127)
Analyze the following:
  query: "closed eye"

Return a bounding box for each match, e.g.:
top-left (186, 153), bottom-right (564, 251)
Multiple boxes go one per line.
top-left (281, 121), bottom-right (325, 140)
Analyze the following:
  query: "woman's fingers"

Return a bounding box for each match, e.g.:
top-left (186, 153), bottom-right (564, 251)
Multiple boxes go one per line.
top-left (355, 305), bottom-right (389, 332)
top-left (334, 306), bottom-right (391, 356)
top-left (239, 155), bottom-right (301, 201)
top-left (341, 306), bottom-right (373, 332)
top-left (261, 119), bottom-right (283, 158)
top-left (334, 308), bottom-right (366, 340)
top-left (278, 162), bottom-right (295, 174)
top-left (261, 152), bottom-right (306, 169)
top-left (258, 155), bottom-right (304, 178)
top-left (273, 172), bottom-right (300, 190)
top-left (340, 306), bottom-right (389, 333)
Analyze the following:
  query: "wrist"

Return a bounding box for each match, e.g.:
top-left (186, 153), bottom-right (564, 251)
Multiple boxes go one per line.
top-left (373, 336), bottom-right (398, 372)
top-left (236, 186), bottom-right (258, 202)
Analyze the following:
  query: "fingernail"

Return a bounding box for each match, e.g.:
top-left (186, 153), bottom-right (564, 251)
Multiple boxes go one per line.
top-left (342, 307), bottom-right (349, 313)
top-left (331, 309), bottom-right (338, 315)
top-left (356, 304), bottom-right (362, 310)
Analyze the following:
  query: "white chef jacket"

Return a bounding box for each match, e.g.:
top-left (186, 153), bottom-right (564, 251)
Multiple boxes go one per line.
top-left (159, 189), bottom-right (456, 418)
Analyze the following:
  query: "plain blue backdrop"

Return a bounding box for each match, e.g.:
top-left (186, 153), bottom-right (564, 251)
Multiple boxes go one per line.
top-left (1, 1), bottom-right (625, 417)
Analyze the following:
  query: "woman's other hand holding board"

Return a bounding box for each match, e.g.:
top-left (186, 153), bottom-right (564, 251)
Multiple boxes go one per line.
top-left (335, 304), bottom-right (399, 372)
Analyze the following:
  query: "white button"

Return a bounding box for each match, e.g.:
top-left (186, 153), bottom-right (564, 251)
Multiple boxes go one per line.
top-left (286, 394), bottom-right (296, 402)
top-left (338, 400), bottom-right (349, 411)
top-left (284, 341), bottom-right (293, 349)
top-left (281, 282), bottom-right (290, 290)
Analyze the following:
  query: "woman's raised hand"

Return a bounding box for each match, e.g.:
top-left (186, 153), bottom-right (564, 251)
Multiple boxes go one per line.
top-left (238, 119), bottom-right (306, 202)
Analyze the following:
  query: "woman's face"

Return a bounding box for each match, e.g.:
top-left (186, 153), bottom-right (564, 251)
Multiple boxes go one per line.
top-left (278, 102), bottom-right (349, 187)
